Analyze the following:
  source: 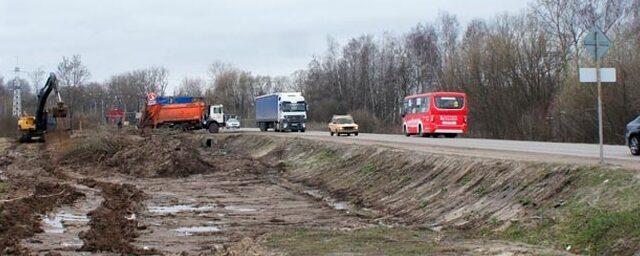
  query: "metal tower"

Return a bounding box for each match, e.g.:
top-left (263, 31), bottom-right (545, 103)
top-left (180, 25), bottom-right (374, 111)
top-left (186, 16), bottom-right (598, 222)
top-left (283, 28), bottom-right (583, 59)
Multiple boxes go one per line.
top-left (12, 66), bottom-right (22, 117)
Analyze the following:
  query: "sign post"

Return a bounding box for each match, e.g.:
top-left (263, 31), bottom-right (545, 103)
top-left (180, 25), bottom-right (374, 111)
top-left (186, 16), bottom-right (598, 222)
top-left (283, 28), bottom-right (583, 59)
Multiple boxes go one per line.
top-left (582, 26), bottom-right (612, 165)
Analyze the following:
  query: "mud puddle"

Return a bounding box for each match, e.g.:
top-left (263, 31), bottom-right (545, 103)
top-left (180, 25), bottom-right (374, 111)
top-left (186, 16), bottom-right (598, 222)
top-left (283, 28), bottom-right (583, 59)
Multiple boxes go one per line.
top-left (21, 183), bottom-right (104, 255)
top-left (131, 169), bottom-right (369, 254)
top-left (173, 225), bottom-right (222, 236)
top-left (304, 189), bottom-right (351, 211)
top-left (224, 205), bottom-right (258, 212)
top-left (41, 212), bottom-right (90, 234)
top-left (148, 204), bottom-right (216, 214)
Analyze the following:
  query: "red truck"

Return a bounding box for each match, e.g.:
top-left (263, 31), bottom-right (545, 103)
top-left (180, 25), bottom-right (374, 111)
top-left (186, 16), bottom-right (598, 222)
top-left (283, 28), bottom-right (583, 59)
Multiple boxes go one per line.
top-left (139, 96), bottom-right (227, 133)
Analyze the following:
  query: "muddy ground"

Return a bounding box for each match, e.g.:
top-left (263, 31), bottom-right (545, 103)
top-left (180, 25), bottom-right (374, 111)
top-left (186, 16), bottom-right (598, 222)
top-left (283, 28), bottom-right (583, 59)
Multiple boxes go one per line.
top-left (0, 131), bottom-right (636, 255)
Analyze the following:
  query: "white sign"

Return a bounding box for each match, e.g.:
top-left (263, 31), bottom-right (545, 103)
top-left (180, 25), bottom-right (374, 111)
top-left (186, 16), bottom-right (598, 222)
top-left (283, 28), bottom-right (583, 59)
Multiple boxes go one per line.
top-left (579, 68), bottom-right (616, 83)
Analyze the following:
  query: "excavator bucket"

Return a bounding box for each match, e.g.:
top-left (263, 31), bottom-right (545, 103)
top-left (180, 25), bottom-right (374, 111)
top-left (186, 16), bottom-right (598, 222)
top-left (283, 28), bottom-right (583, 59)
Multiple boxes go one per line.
top-left (51, 102), bottom-right (68, 118)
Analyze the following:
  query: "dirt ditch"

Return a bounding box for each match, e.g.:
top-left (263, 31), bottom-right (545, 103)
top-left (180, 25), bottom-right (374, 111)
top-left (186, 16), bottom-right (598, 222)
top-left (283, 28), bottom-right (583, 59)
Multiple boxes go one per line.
top-left (216, 134), bottom-right (640, 255)
top-left (1, 130), bottom-right (637, 255)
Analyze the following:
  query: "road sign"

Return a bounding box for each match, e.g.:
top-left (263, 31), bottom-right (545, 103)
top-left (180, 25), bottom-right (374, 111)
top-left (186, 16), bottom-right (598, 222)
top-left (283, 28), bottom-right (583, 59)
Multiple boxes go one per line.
top-left (581, 26), bottom-right (613, 165)
top-left (579, 68), bottom-right (616, 83)
top-left (583, 27), bottom-right (611, 61)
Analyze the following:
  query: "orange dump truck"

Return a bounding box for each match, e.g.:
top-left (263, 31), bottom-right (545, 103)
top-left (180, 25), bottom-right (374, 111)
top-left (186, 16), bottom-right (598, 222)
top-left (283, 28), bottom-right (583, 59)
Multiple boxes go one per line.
top-left (140, 97), bottom-right (206, 130)
top-left (139, 96), bottom-right (228, 133)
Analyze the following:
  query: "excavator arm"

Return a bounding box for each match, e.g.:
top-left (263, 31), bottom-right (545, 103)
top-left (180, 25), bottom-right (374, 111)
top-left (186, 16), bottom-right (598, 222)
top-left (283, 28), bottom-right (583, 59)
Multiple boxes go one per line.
top-left (35, 73), bottom-right (67, 131)
top-left (18, 73), bottom-right (67, 143)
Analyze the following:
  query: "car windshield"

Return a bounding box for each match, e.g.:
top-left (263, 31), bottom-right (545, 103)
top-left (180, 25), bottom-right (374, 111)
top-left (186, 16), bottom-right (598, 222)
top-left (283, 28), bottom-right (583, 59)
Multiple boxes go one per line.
top-left (281, 102), bottom-right (306, 112)
top-left (435, 96), bottom-right (464, 109)
top-left (334, 118), bottom-right (354, 124)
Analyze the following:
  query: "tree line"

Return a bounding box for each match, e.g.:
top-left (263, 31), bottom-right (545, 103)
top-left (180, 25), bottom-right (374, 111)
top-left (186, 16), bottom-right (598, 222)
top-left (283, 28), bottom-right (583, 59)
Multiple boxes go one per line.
top-left (1, 0), bottom-right (638, 144)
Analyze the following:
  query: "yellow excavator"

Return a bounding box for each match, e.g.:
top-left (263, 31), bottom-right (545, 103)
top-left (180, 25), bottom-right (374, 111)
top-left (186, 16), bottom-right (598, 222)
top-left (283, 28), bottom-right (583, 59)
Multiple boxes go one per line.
top-left (17, 73), bottom-right (68, 143)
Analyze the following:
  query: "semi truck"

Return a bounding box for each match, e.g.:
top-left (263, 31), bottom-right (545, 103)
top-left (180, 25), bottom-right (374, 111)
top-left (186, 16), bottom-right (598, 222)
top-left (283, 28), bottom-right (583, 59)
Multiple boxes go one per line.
top-left (255, 92), bottom-right (307, 132)
top-left (139, 96), bottom-right (228, 133)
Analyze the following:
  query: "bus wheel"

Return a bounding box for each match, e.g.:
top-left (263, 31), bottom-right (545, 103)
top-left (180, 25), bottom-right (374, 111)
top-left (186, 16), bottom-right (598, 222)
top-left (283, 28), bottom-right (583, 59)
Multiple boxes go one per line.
top-left (403, 126), bottom-right (409, 137)
top-left (418, 125), bottom-right (426, 137)
top-left (445, 133), bottom-right (457, 138)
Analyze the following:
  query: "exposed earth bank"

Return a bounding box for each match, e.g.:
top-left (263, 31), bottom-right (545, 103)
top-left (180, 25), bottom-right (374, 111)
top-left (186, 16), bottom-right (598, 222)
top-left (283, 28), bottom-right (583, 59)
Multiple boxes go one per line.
top-left (0, 131), bottom-right (638, 255)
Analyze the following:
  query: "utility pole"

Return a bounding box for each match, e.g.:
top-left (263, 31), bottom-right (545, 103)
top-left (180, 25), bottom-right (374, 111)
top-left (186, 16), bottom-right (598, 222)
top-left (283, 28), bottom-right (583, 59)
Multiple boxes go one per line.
top-left (12, 60), bottom-right (22, 117)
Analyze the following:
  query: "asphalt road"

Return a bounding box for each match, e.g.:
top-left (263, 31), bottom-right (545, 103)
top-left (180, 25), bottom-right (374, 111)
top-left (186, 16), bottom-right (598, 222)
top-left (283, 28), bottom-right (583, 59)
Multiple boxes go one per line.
top-left (231, 128), bottom-right (639, 170)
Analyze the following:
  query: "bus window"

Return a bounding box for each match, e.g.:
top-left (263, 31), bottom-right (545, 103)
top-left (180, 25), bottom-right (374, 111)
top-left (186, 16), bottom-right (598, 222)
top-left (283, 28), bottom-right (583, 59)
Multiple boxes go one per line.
top-left (411, 98), bottom-right (418, 113)
top-left (435, 96), bottom-right (464, 109)
top-left (403, 99), bottom-right (411, 114)
top-left (420, 97), bottom-right (429, 112)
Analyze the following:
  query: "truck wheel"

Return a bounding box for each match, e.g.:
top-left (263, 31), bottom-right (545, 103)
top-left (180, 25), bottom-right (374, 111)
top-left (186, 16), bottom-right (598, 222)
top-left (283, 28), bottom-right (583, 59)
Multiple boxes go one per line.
top-left (208, 123), bottom-right (220, 133)
top-left (354, 133), bottom-right (359, 136)
top-left (259, 123), bottom-right (267, 132)
top-left (630, 136), bottom-right (640, 156)
top-left (301, 129), bottom-right (305, 133)
top-left (330, 132), bottom-right (334, 136)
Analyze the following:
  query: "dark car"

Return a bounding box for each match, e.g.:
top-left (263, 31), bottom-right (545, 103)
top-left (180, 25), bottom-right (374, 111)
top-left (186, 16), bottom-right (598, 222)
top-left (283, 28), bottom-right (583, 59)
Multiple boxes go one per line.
top-left (626, 116), bottom-right (640, 156)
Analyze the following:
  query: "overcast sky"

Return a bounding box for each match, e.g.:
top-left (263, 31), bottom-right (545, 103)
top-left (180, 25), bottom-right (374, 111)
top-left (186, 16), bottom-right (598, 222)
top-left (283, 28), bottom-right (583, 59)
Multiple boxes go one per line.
top-left (0, 0), bottom-right (530, 92)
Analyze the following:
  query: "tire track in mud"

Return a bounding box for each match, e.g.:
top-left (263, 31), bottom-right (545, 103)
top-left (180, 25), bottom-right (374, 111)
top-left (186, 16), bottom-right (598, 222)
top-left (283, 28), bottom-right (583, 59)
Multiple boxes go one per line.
top-left (77, 179), bottom-right (156, 255)
top-left (130, 166), bottom-right (370, 254)
top-left (19, 183), bottom-right (103, 255)
top-left (0, 182), bottom-right (85, 255)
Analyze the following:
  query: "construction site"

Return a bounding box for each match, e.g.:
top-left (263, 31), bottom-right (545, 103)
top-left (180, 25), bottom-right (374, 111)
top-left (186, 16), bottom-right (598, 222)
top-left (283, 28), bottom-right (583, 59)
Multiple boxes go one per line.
top-left (0, 127), bottom-right (638, 255)
top-left (2, 1), bottom-right (640, 255)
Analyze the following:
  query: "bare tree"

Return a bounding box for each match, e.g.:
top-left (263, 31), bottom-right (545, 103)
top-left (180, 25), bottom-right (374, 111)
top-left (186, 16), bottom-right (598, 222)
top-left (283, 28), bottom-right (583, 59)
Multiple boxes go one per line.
top-left (29, 67), bottom-right (46, 93)
top-left (176, 77), bottom-right (204, 97)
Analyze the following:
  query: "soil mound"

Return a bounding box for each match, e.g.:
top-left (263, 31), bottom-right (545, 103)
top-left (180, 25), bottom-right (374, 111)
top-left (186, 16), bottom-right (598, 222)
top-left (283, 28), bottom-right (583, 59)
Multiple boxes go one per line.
top-left (61, 132), bottom-right (217, 178)
top-left (107, 134), bottom-right (217, 177)
top-left (79, 179), bottom-right (153, 254)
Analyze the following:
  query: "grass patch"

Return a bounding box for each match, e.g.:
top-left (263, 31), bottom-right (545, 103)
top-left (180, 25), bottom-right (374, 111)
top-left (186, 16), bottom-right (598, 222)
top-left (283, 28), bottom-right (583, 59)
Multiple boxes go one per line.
top-left (518, 196), bottom-right (533, 207)
top-left (359, 163), bottom-right (377, 174)
top-left (317, 149), bottom-right (338, 161)
top-left (502, 205), bottom-right (640, 255)
top-left (266, 226), bottom-right (435, 255)
top-left (473, 185), bottom-right (488, 196)
top-left (499, 167), bottom-right (640, 255)
top-left (459, 175), bottom-right (472, 186)
top-left (0, 181), bottom-right (7, 198)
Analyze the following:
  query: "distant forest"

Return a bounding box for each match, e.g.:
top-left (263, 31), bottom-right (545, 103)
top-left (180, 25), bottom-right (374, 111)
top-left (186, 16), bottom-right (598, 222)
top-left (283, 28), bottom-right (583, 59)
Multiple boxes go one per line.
top-left (1, 0), bottom-right (639, 144)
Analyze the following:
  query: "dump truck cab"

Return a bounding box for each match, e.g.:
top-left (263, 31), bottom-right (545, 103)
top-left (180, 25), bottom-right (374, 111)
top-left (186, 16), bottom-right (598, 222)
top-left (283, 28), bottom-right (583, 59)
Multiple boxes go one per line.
top-left (205, 104), bottom-right (226, 133)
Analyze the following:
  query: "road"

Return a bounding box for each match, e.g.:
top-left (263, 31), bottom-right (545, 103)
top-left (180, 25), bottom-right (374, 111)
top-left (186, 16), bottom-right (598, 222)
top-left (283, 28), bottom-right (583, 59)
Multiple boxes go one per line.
top-left (231, 128), bottom-right (639, 170)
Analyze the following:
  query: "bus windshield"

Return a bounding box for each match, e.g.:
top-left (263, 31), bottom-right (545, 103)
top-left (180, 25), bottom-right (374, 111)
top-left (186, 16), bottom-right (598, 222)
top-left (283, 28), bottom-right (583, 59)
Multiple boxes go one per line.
top-left (281, 102), bottom-right (306, 112)
top-left (435, 96), bottom-right (464, 109)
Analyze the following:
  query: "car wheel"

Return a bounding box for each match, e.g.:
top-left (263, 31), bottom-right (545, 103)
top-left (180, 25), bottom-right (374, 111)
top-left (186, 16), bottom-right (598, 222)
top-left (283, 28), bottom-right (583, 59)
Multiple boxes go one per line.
top-left (330, 131), bottom-right (334, 136)
top-left (630, 136), bottom-right (640, 156)
top-left (354, 133), bottom-right (359, 136)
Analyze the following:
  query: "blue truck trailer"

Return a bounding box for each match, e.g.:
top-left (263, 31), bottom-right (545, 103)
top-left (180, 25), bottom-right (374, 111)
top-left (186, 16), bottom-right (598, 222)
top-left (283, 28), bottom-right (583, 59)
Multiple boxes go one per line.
top-left (255, 92), bottom-right (307, 132)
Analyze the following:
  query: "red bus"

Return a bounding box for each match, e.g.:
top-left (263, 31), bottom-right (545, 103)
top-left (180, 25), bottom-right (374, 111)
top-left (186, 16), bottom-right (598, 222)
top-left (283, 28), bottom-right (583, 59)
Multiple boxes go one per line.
top-left (402, 92), bottom-right (468, 138)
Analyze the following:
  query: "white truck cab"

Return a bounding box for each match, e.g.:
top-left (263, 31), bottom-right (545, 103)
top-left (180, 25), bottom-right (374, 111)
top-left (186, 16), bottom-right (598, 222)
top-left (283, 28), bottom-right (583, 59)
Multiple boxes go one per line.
top-left (206, 104), bottom-right (225, 133)
top-left (255, 92), bottom-right (307, 132)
